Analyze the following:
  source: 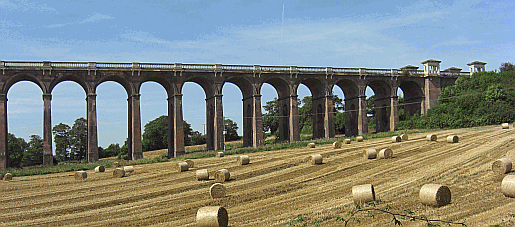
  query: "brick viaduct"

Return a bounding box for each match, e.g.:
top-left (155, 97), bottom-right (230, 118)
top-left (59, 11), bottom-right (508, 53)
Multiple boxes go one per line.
top-left (0, 59), bottom-right (487, 169)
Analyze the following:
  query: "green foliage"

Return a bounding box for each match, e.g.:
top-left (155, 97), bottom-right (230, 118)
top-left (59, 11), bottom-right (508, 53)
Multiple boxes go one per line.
top-left (69, 118), bottom-right (87, 161)
top-left (500, 62), bottom-right (515, 72)
top-left (224, 118), bottom-right (240, 141)
top-left (52, 123), bottom-right (71, 161)
top-left (21, 135), bottom-right (43, 167)
top-left (396, 70), bottom-right (515, 130)
top-left (7, 133), bottom-right (26, 168)
top-left (142, 115), bottom-right (196, 151)
top-left (190, 131), bottom-right (206, 145)
top-left (100, 143), bottom-right (122, 159)
top-left (262, 98), bottom-right (279, 135)
top-left (299, 96), bottom-right (312, 133)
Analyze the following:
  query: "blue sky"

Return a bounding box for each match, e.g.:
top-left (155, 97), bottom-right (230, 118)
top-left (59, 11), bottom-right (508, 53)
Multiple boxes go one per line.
top-left (1, 0), bottom-right (513, 148)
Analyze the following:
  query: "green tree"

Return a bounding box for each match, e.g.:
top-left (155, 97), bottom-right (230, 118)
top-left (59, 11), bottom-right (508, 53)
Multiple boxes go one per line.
top-left (142, 115), bottom-right (195, 151)
top-left (299, 96), bottom-right (313, 134)
top-left (262, 98), bottom-right (279, 135)
top-left (190, 131), bottom-right (206, 145)
top-left (52, 122), bottom-right (71, 161)
top-left (100, 143), bottom-right (121, 158)
top-left (7, 133), bottom-right (26, 168)
top-left (69, 118), bottom-right (87, 161)
top-left (21, 135), bottom-right (43, 167)
top-left (224, 118), bottom-right (240, 141)
top-left (500, 62), bottom-right (515, 72)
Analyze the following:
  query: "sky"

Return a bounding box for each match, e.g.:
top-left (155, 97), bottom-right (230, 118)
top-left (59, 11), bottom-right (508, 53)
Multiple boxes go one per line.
top-left (1, 0), bottom-right (514, 149)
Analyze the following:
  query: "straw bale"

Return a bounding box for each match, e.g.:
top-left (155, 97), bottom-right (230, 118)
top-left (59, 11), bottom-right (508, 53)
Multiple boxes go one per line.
top-left (3, 173), bottom-right (12, 181)
top-left (502, 123), bottom-right (510, 129)
top-left (310, 154), bottom-right (323, 165)
top-left (185, 159), bottom-right (194, 168)
top-left (214, 169), bottom-right (230, 183)
top-left (352, 184), bottom-right (375, 204)
top-left (74, 171), bottom-right (87, 180)
top-left (123, 166), bottom-right (134, 174)
top-left (237, 155), bottom-right (249, 165)
top-left (217, 152), bottom-right (224, 158)
top-left (344, 139), bottom-right (351, 144)
top-left (446, 135), bottom-right (459, 143)
top-left (502, 175), bottom-right (515, 198)
top-left (426, 134), bottom-right (437, 141)
top-left (364, 148), bottom-right (377, 160)
top-left (113, 162), bottom-right (120, 168)
top-left (196, 206), bottom-right (229, 227)
top-left (378, 148), bottom-right (393, 159)
top-left (113, 168), bottom-right (126, 178)
top-left (356, 136), bottom-right (364, 142)
top-left (196, 169), bottom-right (210, 181)
top-left (210, 183), bottom-right (226, 199)
top-left (333, 141), bottom-right (342, 149)
top-left (400, 134), bottom-right (408, 141)
top-left (492, 158), bottom-right (512, 175)
top-left (177, 162), bottom-right (189, 172)
top-left (506, 150), bottom-right (515, 163)
top-left (419, 184), bottom-right (451, 207)
top-left (94, 166), bottom-right (105, 173)
top-left (392, 136), bottom-right (401, 143)
top-left (307, 142), bottom-right (316, 148)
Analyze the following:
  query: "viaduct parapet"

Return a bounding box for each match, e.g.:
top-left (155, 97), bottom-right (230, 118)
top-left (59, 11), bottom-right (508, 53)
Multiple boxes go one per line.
top-left (0, 60), bottom-right (486, 168)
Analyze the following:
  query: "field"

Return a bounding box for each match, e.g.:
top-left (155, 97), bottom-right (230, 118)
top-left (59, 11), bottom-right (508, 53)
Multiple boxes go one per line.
top-left (1, 125), bottom-right (515, 226)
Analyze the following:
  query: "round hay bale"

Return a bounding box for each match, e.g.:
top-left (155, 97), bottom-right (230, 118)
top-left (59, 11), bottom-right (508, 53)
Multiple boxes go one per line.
top-left (123, 166), bottom-right (134, 174)
top-left (177, 162), bottom-right (189, 172)
top-left (426, 134), bottom-right (437, 141)
top-left (352, 184), bottom-right (375, 204)
top-left (113, 168), bottom-right (126, 178)
top-left (310, 154), bottom-right (323, 165)
top-left (506, 150), bottom-right (515, 163)
top-left (446, 135), bottom-right (459, 143)
top-left (391, 136), bottom-right (401, 143)
top-left (378, 148), bottom-right (393, 159)
top-left (185, 159), bottom-right (194, 168)
top-left (214, 169), bottom-right (230, 183)
top-left (333, 141), bottom-right (342, 149)
top-left (363, 148), bottom-right (377, 160)
top-left (400, 134), bottom-right (408, 141)
top-left (210, 183), bottom-right (226, 199)
top-left (196, 206), bottom-right (229, 227)
top-left (237, 155), bottom-right (249, 165)
top-left (356, 136), bottom-right (364, 142)
top-left (74, 171), bottom-right (87, 180)
top-left (344, 138), bottom-right (351, 144)
top-left (419, 184), bottom-right (451, 207)
top-left (502, 175), bottom-right (515, 198)
top-left (196, 169), bottom-right (210, 181)
top-left (113, 162), bottom-right (120, 168)
top-left (502, 123), bottom-right (510, 129)
top-left (3, 173), bottom-right (12, 181)
top-left (493, 158), bottom-right (512, 175)
top-left (94, 166), bottom-right (105, 173)
top-left (307, 142), bottom-right (316, 148)
top-left (216, 152), bottom-right (224, 158)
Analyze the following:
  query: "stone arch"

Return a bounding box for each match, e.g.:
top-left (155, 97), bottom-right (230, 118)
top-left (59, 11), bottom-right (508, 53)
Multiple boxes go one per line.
top-left (2, 73), bottom-right (47, 94)
top-left (137, 75), bottom-right (174, 97)
top-left (334, 79), bottom-right (359, 136)
top-left (95, 74), bottom-right (134, 96)
top-left (48, 75), bottom-right (90, 95)
top-left (261, 77), bottom-right (291, 141)
top-left (366, 80), bottom-right (392, 133)
top-left (398, 80), bottom-right (424, 119)
top-left (298, 78), bottom-right (326, 139)
top-left (224, 76), bottom-right (254, 147)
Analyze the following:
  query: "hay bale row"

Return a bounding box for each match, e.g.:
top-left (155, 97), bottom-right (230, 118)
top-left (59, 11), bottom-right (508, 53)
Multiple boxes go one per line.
top-left (113, 168), bottom-right (126, 178)
top-left (237, 155), bottom-right (249, 165)
top-left (310, 154), bottom-right (323, 165)
top-left (364, 148), bottom-right (377, 160)
top-left (356, 136), bottom-right (364, 142)
top-left (378, 148), bottom-right (393, 159)
top-left (215, 169), bottom-right (230, 183)
top-left (400, 134), bottom-right (408, 141)
top-left (177, 162), bottom-right (189, 172)
top-left (197, 169), bottom-right (210, 181)
top-left (344, 138), bottom-right (351, 144)
top-left (419, 184), bottom-right (451, 207)
top-left (307, 142), bottom-right (316, 148)
top-left (333, 141), bottom-right (342, 149)
top-left (391, 136), bottom-right (401, 143)
top-left (196, 206), bottom-right (228, 227)
top-left (95, 166), bottom-right (105, 173)
top-left (426, 134), bottom-right (437, 141)
top-left (210, 183), bottom-right (226, 199)
top-left (492, 158), bottom-right (512, 175)
top-left (502, 123), bottom-right (510, 129)
top-left (3, 173), bottom-right (12, 181)
top-left (447, 135), bottom-right (459, 143)
top-left (75, 171), bottom-right (87, 180)
top-left (217, 152), bottom-right (224, 158)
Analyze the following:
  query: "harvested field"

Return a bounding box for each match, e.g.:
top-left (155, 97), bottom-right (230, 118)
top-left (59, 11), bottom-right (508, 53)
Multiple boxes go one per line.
top-left (1, 125), bottom-right (515, 226)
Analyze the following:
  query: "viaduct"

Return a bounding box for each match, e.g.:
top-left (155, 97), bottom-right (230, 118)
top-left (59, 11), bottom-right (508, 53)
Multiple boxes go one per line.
top-left (0, 59), bottom-right (487, 169)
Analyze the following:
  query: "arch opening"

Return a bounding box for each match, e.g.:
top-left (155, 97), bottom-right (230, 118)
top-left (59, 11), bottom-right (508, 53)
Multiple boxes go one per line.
top-left (139, 81), bottom-right (168, 153)
top-left (335, 79), bottom-right (359, 136)
top-left (366, 80), bottom-right (392, 133)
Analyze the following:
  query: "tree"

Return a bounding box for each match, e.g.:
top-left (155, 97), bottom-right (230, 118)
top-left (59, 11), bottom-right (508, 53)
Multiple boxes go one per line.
top-left (262, 98), bottom-right (279, 135)
top-left (100, 143), bottom-right (121, 158)
top-left (224, 118), bottom-right (240, 141)
top-left (21, 135), bottom-right (43, 167)
top-left (500, 62), bottom-right (515, 72)
top-left (299, 96), bottom-right (313, 134)
top-left (142, 115), bottom-right (195, 151)
top-left (190, 131), bottom-right (206, 145)
top-left (69, 118), bottom-right (87, 161)
top-left (7, 133), bottom-right (26, 168)
top-left (52, 122), bottom-right (71, 161)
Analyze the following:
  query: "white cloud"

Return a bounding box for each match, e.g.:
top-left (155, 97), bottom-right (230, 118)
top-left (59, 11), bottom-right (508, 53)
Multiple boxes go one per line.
top-left (434, 36), bottom-right (481, 47)
top-left (0, 0), bottom-right (55, 12)
top-left (47, 12), bottom-right (113, 28)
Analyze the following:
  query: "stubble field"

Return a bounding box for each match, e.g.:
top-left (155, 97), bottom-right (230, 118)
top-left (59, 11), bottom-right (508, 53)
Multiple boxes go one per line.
top-left (1, 125), bottom-right (515, 226)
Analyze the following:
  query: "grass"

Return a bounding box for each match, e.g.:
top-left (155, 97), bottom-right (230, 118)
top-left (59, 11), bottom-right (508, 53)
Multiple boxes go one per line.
top-left (0, 128), bottom-right (437, 177)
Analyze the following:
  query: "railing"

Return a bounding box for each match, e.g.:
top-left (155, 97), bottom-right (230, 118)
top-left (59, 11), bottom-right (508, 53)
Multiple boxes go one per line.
top-left (0, 60), bottom-right (469, 77)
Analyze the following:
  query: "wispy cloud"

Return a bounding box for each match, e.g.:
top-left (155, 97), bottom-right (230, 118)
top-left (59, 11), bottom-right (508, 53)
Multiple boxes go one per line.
top-left (434, 36), bottom-right (481, 47)
top-left (0, 0), bottom-right (55, 12)
top-left (46, 12), bottom-right (113, 28)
